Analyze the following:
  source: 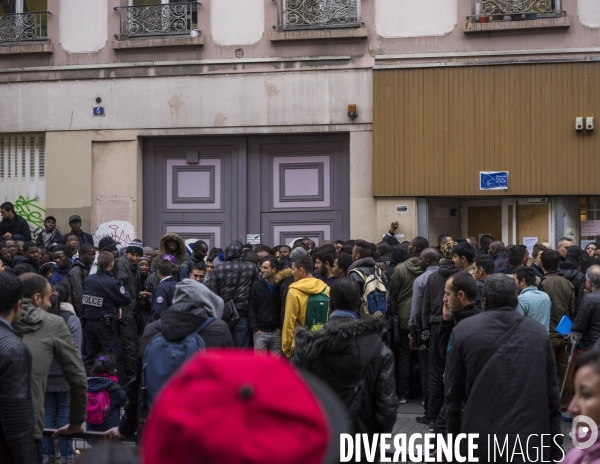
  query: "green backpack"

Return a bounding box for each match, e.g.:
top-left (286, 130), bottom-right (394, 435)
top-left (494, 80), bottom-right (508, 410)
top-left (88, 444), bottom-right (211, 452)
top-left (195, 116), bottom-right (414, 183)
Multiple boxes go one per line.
top-left (305, 288), bottom-right (330, 331)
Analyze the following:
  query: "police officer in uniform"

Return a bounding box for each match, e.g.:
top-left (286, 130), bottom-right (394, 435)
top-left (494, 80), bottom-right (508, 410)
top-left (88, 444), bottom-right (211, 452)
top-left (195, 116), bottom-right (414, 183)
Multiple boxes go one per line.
top-left (82, 251), bottom-right (132, 383)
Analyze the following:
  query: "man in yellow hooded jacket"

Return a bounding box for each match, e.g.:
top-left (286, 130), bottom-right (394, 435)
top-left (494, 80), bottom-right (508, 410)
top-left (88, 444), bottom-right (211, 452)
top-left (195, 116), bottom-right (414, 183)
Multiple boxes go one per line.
top-left (282, 255), bottom-right (330, 357)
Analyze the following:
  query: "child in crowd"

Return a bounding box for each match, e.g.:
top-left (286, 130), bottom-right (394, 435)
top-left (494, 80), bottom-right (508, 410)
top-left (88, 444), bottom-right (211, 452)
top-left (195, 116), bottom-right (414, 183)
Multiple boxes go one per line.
top-left (86, 355), bottom-right (127, 433)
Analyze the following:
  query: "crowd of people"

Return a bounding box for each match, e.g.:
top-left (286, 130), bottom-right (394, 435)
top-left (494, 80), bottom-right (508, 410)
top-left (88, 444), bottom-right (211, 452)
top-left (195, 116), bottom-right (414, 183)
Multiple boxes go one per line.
top-left (3, 198), bottom-right (600, 463)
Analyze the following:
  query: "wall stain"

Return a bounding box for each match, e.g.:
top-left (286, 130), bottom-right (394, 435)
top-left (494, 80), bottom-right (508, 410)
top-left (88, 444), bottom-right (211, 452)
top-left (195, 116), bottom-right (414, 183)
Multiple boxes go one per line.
top-left (214, 113), bottom-right (227, 127)
top-left (168, 94), bottom-right (186, 126)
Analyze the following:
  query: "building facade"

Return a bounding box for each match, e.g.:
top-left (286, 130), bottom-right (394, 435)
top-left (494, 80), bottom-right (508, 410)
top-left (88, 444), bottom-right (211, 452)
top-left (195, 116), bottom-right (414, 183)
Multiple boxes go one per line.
top-left (1, 0), bottom-right (599, 248)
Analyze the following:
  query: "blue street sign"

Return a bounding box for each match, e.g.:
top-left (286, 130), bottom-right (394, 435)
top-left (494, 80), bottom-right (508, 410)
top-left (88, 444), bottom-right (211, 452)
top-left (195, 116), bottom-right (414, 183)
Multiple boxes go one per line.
top-left (480, 171), bottom-right (508, 190)
top-left (93, 106), bottom-right (105, 117)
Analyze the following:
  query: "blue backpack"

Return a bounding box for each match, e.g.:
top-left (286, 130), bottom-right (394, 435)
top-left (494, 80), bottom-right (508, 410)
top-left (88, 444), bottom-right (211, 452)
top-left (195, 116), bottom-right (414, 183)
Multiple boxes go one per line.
top-left (141, 317), bottom-right (214, 409)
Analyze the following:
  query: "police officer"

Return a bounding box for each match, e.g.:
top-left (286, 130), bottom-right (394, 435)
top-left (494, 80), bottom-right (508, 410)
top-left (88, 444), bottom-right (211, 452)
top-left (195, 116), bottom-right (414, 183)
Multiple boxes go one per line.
top-left (82, 251), bottom-right (132, 383)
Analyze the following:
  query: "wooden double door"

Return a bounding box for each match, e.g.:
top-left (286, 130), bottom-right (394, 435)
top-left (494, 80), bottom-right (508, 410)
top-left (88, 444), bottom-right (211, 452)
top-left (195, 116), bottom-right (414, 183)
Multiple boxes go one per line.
top-left (143, 134), bottom-right (350, 249)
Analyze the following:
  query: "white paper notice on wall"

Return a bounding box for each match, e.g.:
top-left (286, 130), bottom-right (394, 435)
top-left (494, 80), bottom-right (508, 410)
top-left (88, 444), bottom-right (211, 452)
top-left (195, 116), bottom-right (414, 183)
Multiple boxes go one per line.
top-left (581, 220), bottom-right (600, 236)
top-left (523, 237), bottom-right (538, 255)
top-left (246, 234), bottom-right (261, 245)
top-left (396, 205), bottom-right (408, 213)
top-left (434, 207), bottom-right (449, 219)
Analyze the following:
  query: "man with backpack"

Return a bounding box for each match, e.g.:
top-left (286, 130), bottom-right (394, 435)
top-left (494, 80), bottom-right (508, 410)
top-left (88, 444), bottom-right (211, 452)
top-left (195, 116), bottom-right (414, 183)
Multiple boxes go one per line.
top-left (104, 278), bottom-right (233, 442)
top-left (293, 278), bottom-right (398, 453)
top-left (348, 240), bottom-right (389, 317)
top-left (282, 255), bottom-right (330, 358)
top-left (390, 236), bottom-right (428, 404)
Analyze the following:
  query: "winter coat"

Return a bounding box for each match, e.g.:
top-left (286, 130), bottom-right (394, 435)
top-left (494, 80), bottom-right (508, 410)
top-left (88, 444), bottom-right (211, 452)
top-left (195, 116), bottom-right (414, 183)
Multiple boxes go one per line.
top-left (421, 260), bottom-right (461, 328)
top-left (573, 288), bottom-right (600, 349)
top-left (207, 242), bottom-right (259, 318)
top-left (282, 277), bottom-right (330, 358)
top-left (60, 229), bottom-right (94, 246)
top-left (248, 279), bottom-right (281, 333)
top-left (0, 213), bottom-right (31, 241)
top-left (49, 265), bottom-right (70, 286)
top-left (558, 261), bottom-right (586, 314)
top-left (115, 254), bottom-right (138, 313)
top-left (150, 233), bottom-right (187, 271)
top-left (118, 297), bottom-right (233, 437)
top-left (274, 268), bottom-right (294, 327)
top-left (293, 316), bottom-right (398, 435)
top-left (0, 322), bottom-right (37, 464)
top-left (68, 259), bottom-right (90, 317)
top-left (390, 254), bottom-right (423, 330)
top-left (444, 305), bottom-right (562, 462)
top-left (476, 276), bottom-right (489, 306)
top-left (46, 303), bottom-right (82, 392)
top-left (531, 262), bottom-right (545, 279)
top-left (492, 252), bottom-right (509, 274)
top-left (13, 299), bottom-right (87, 440)
top-left (541, 272), bottom-right (575, 339)
top-left (10, 255), bottom-right (39, 275)
top-left (178, 255), bottom-right (202, 281)
top-left (151, 276), bottom-right (177, 319)
top-left (36, 228), bottom-right (61, 249)
top-left (409, 265), bottom-right (439, 329)
top-left (86, 375), bottom-right (127, 431)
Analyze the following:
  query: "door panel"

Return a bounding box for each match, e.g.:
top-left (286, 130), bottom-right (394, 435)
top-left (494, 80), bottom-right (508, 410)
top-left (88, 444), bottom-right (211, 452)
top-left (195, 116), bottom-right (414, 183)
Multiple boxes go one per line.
top-left (143, 137), bottom-right (243, 249)
top-left (467, 206), bottom-right (502, 242)
top-left (516, 205), bottom-right (549, 244)
top-left (261, 211), bottom-right (344, 247)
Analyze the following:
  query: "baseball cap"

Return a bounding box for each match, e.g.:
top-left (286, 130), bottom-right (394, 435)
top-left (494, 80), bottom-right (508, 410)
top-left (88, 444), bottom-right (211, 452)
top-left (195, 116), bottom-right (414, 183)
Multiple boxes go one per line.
top-left (98, 237), bottom-right (120, 249)
top-left (567, 245), bottom-right (586, 259)
top-left (68, 215), bottom-right (82, 223)
top-left (143, 350), bottom-right (349, 464)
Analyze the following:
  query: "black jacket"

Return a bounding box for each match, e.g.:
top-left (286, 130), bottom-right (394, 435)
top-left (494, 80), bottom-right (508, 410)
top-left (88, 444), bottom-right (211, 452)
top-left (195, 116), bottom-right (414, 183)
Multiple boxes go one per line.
top-left (476, 277), bottom-right (489, 306)
top-left (531, 262), bottom-right (545, 279)
top-left (348, 257), bottom-right (387, 295)
top-left (573, 288), bottom-right (600, 349)
top-left (274, 268), bottom-right (294, 326)
top-left (0, 214), bottom-right (31, 241)
top-left (492, 252), bottom-right (509, 274)
top-left (438, 303), bottom-right (481, 359)
top-left (68, 259), bottom-right (90, 317)
top-left (0, 323), bottom-right (37, 464)
top-left (10, 256), bottom-right (39, 275)
top-left (444, 306), bottom-right (562, 462)
top-left (421, 260), bottom-right (461, 327)
top-left (60, 229), bottom-right (94, 246)
top-left (83, 269), bottom-right (132, 319)
top-left (248, 279), bottom-right (281, 333)
top-left (118, 305), bottom-right (233, 437)
top-left (293, 317), bottom-right (398, 435)
top-left (115, 255), bottom-right (138, 313)
top-left (36, 229), bottom-right (61, 249)
top-left (558, 261), bottom-right (586, 314)
top-left (207, 245), bottom-right (259, 318)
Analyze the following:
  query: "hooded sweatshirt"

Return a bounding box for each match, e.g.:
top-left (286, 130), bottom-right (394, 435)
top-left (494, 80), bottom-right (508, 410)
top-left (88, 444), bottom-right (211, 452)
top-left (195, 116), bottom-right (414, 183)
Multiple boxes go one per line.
top-left (13, 299), bottom-right (87, 440)
top-left (390, 254), bottom-right (424, 330)
top-left (49, 265), bottom-right (70, 286)
top-left (282, 277), bottom-right (330, 358)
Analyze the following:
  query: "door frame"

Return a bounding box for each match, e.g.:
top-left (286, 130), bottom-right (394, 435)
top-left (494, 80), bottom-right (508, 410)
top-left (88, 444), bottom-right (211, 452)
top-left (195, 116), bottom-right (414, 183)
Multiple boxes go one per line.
top-left (462, 198), bottom-right (552, 246)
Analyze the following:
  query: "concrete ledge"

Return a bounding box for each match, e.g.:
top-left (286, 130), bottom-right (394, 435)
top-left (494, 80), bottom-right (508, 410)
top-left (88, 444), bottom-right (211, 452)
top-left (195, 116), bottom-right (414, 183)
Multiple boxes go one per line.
top-left (269, 27), bottom-right (367, 42)
top-left (464, 16), bottom-right (570, 34)
top-left (112, 35), bottom-right (204, 50)
top-left (0, 41), bottom-right (53, 55)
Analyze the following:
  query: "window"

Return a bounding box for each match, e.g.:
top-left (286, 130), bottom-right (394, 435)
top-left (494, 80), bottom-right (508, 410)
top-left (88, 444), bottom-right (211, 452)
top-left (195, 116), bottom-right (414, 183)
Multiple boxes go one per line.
top-left (0, 0), bottom-right (48, 42)
top-left (282, 0), bottom-right (361, 30)
top-left (115, 0), bottom-right (198, 38)
top-left (0, 134), bottom-right (46, 234)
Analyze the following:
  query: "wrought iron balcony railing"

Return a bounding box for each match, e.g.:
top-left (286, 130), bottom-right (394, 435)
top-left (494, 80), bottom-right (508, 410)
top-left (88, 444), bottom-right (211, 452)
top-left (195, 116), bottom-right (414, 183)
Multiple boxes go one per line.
top-left (282, 0), bottom-right (361, 30)
top-left (114, 2), bottom-right (198, 39)
top-left (0, 10), bottom-right (50, 43)
top-left (470, 0), bottom-right (563, 21)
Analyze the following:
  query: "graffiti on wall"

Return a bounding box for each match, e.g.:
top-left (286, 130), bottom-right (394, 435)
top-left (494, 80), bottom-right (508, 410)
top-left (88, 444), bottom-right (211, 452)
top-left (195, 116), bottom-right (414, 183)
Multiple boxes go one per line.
top-left (93, 220), bottom-right (135, 247)
top-left (14, 195), bottom-right (45, 239)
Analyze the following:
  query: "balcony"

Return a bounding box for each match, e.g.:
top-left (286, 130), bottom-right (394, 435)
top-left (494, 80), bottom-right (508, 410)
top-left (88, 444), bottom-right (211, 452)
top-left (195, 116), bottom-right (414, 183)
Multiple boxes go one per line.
top-left (0, 10), bottom-right (49, 43)
top-left (114, 2), bottom-right (198, 39)
top-left (282, 0), bottom-right (361, 30)
top-left (465, 0), bottom-right (568, 33)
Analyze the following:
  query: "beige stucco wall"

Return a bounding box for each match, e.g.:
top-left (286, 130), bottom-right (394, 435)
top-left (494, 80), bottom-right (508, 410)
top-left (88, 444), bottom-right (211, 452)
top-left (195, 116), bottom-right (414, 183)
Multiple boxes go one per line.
top-left (376, 198), bottom-right (418, 243)
top-left (46, 131), bottom-right (94, 234)
top-left (427, 197), bottom-right (462, 247)
top-left (349, 130), bottom-right (377, 242)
